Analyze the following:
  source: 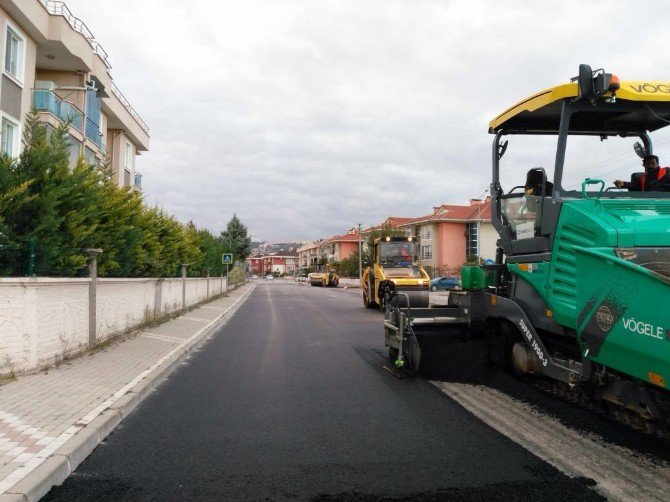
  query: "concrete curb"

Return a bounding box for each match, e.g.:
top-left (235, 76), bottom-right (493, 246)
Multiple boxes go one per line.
top-left (3, 283), bottom-right (254, 502)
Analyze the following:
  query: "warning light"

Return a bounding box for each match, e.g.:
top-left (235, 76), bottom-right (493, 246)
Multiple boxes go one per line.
top-left (648, 372), bottom-right (665, 388)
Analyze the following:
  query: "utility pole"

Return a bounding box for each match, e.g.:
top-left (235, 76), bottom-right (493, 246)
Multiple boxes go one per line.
top-left (476, 190), bottom-right (488, 264)
top-left (358, 222), bottom-right (363, 280)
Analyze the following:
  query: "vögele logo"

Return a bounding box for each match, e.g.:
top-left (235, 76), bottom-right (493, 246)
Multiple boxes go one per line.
top-left (596, 305), bottom-right (614, 332)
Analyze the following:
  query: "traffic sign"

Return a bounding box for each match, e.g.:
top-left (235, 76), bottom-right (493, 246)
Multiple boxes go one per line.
top-left (484, 258), bottom-right (494, 265)
top-left (222, 253), bottom-right (233, 265)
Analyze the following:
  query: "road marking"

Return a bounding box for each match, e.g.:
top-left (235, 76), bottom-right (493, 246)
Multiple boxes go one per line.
top-left (431, 381), bottom-right (670, 501)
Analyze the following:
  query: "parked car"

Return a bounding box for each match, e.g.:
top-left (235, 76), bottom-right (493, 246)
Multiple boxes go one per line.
top-left (252, 275), bottom-right (258, 279)
top-left (430, 276), bottom-right (461, 291)
top-left (266, 274), bottom-right (274, 280)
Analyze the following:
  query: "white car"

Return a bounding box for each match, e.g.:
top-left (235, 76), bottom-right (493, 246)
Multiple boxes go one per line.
top-left (265, 274), bottom-right (274, 280)
top-left (252, 275), bottom-right (258, 279)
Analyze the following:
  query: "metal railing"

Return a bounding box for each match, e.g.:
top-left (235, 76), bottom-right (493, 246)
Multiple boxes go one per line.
top-left (111, 83), bottom-right (150, 134)
top-left (38, 0), bottom-right (150, 136)
top-left (85, 117), bottom-right (103, 149)
top-left (39, 1), bottom-right (110, 68)
top-left (33, 89), bottom-right (84, 131)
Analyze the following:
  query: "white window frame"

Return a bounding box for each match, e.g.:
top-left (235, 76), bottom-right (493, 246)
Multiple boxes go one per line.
top-left (3, 21), bottom-right (26, 85)
top-left (124, 140), bottom-right (133, 170)
top-left (421, 245), bottom-right (432, 261)
top-left (1, 113), bottom-right (20, 157)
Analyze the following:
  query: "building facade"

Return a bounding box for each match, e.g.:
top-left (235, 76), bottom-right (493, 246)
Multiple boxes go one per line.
top-left (0, 0), bottom-right (150, 189)
top-left (323, 228), bottom-right (362, 262)
top-left (397, 198), bottom-right (496, 276)
top-left (246, 252), bottom-right (298, 275)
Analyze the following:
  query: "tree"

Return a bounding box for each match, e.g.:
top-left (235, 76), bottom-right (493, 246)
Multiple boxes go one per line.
top-left (337, 247), bottom-right (361, 278)
top-left (219, 214), bottom-right (252, 261)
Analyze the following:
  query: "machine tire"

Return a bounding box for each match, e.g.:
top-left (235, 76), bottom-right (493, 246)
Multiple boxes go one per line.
top-left (364, 279), bottom-right (378, 309)
top-left (431, 285), bottom-right (438, 291)
top-left (497, 321), bottom-right (523, 372)
top-left (332, 277), bottom-right (339, 287)
top-left (363, 289), bottom-right (377, 309)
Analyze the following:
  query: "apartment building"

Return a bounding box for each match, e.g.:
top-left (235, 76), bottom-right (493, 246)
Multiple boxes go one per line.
top-left (323, 228), bottom-right (362, 262)
top-left (397, 198), bottom-right (496, 275)
top-left (297, 241), bottom-right (322, 269)
top-left (0, 0), bottom-right (150, 189)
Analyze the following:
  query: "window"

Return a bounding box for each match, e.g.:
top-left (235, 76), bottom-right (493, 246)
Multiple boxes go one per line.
top-left (1, 117), bottom-right (18, 156)
top-left (84, 146), bottom-right (97, 166)
top-left (421, 245), bottom-right (432, 260)
top-left (125, 141), bottom-right (133, 170)
top-left (4, 25), bottom-right (24, 82)
top-left (67, 135), bottom-right (82, 169)
top-left (421, 227), bottom-right (432, 239)
top-left (466, 222), bottom-right (478, 259)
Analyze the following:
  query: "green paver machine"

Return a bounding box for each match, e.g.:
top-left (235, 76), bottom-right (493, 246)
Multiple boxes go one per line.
top-left (386, 65), bottom-right (670, 422)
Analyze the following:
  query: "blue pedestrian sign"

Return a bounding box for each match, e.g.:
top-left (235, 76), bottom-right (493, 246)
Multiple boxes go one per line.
top-left (222, 253), bottom-right (233, 265)
top-left (484, 258), bottom-right (494, 265)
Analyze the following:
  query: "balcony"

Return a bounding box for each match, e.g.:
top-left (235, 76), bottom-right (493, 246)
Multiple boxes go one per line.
top-left (33, 89), bottom-right (83, 131)
top-left (85, 117), bottom-right (103, 149)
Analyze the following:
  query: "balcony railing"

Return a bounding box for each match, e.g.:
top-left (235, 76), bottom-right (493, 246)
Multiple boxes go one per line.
top-left (33, 89), bottom-right (84, 131)
top-left (39, 1), bottom-right (110, 69)
top-left (38, 1), bottom-right (150, 136)
top-left (85, 117), bottom-right (103, 149)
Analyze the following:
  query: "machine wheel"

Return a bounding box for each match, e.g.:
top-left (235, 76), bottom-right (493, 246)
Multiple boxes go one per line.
top-left (431, 285), bottom-right (438, 291)
top-left (363, 289), bottom-right (377, 308)
top-left (331, 277), bottom-right (339, 287)
top-left (363, 279), bottom-right (378, 308)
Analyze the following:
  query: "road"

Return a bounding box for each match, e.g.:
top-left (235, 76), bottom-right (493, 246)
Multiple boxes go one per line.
top-left (44, 281), bottom-right (603, 500)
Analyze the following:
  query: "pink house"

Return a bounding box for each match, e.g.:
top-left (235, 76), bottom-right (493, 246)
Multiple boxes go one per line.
top-left (396, 199), bottom-right (495, 276)
top-left (323, 228), bottom-right (363, 262)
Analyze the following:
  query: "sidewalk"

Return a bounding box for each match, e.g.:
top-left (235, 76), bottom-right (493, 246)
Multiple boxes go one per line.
top-left (0, 282), bottom-right (255, 502)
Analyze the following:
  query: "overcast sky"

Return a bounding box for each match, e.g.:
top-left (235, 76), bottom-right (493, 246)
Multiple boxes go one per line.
top-left (62, 0), bottom-right (670, 241)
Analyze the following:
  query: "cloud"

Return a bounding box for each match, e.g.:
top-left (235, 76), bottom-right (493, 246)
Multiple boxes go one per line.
top-left (64, 0), bottom-right (670, 240)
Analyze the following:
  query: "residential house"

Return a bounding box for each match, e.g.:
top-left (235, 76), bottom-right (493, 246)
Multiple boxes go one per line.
top-left (247, 254), bottom-right (263, 275)
top-left (396, 198), bottom-right (496, 276)
top-left (1, 0), bottom-right (150, 189)
top-left (323, 228), bottom-right (362, 262)
top-left (297, 241), bottom-right (323, 269)
top-left (260, 251), bottom-right (298, 275)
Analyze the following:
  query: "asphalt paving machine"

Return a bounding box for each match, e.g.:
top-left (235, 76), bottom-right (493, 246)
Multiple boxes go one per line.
top-left (385, 65), bottom-right (670, 423)
top-left (362, 236), bottom-right (431, 310)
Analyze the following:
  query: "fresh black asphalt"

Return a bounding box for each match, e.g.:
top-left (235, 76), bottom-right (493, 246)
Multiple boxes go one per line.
top-left (44, 282), bottom-right (601, 501)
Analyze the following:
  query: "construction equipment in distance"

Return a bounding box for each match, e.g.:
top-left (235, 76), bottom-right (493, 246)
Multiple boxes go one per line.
top-left (362, 236), bottom-right (431, 310)
top-left (309, 264), bottom-right (339, 287)
top-left (385, 65), bottom-right (670, 424)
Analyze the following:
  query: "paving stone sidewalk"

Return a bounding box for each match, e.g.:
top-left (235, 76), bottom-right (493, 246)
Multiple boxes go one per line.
top-left (0, 282), bottom-right (255, 502)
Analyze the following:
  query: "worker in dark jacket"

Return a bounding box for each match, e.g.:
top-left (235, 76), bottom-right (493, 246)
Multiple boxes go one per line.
top-left (614, 155), bottom-right (670, 191)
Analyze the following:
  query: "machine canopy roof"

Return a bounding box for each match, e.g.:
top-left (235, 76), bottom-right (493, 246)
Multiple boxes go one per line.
top-left (489, 81), bottom-right (670, 135)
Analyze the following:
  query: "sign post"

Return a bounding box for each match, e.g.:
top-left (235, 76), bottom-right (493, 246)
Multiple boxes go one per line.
top-left (222, 253), bottom-right (233, 293)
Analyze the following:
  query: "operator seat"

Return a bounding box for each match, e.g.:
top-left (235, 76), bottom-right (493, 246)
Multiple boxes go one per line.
top-left (525, 168), bottom-right (553, 197)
